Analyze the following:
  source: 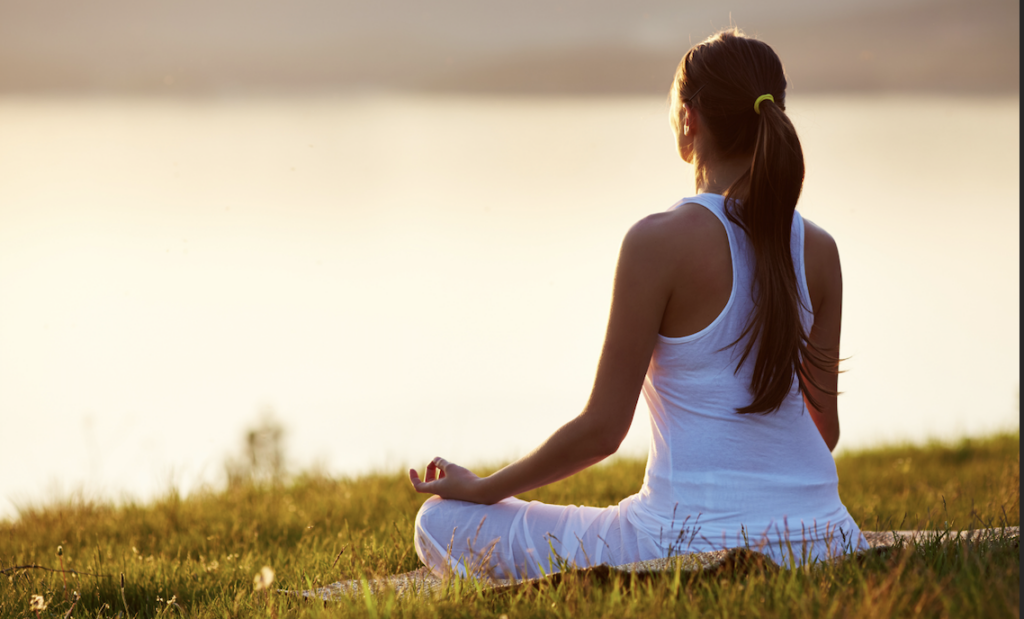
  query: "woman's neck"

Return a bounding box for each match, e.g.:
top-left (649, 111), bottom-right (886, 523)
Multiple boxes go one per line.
top-left (694, 152), bottom-right (752, 195)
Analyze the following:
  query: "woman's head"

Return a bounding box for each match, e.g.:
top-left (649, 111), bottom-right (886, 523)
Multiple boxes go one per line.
top-left (671, 29), bottom-right (789, 165)
top-left (670, 29), bottom-right (834, 415)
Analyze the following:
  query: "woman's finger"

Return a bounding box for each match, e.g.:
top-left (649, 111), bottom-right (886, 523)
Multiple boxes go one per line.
top-left (408, 468), bottom-right (426, 492)
top-left (409, 468), bottom-right (440, 494)
top-left (432, 457), bottom-right (451, 478)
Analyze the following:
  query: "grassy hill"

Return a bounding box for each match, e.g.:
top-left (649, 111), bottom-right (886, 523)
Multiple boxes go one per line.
top-left (0, 432), bottom-right (1018, 618)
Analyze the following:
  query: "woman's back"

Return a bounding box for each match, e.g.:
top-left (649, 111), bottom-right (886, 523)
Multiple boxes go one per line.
top-left (621, 193), bottom-right (860, 563)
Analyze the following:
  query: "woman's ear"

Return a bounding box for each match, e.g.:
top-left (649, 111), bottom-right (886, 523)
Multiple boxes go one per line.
top-left (677, 104), bottom-right (697, 163)
top-left (682, 105), bottom-right (696, 137)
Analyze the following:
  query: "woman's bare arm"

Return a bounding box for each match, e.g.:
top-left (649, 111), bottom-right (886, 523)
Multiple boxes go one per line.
top-left (801, 218), bottom-right (843, 452)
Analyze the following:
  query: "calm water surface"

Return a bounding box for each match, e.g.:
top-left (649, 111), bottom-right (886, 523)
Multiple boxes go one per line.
top-left (0, 94), bottom-right (1018, 519)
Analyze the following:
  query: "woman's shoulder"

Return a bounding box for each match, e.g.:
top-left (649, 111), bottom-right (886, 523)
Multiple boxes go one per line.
top-left (619, 203), bottom-right (732, 301)
top-left (801, 216), bottom-right (840, 269)
top-left (625, 201), bottom-right (727, 257)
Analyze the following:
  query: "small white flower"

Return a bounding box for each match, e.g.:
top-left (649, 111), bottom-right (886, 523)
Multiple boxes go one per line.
top-left (30, 594), bottom-right (47, 611)
top-left (253, 565), bottom-right (275, 591)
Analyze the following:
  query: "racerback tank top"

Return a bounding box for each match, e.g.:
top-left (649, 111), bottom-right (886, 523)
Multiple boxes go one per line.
top-left (620, 193), bottom-right (865, 563)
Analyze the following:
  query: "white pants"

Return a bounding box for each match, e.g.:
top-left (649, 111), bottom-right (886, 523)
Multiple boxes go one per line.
top-left (414, 495), bottom-right (633, 580)
top-left (414, 495), bottom-right (867, 579)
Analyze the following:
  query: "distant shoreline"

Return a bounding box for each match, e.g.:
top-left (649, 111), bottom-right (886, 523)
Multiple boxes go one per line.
top-left (0, 0), bottom-right (1016, 97)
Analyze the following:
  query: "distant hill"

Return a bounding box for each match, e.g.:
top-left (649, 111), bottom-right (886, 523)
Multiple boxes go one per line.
top-left (0, 0), bottom-right (1016, 95)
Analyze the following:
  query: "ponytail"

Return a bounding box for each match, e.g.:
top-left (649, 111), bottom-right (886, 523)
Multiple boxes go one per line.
top-left (676, 29), bottom-right (839, 414)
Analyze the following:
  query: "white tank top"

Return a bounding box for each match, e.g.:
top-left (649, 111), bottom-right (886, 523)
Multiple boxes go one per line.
top-left (622, 193), bottom-right (863, 560)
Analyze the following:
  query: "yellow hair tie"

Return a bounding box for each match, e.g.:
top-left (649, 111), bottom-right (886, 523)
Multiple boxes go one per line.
top-left (754, 94), bottom-right (774, 114)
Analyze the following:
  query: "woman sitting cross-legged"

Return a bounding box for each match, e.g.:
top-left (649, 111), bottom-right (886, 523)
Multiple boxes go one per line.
top-left (408, 28), bottom-right (868, 579)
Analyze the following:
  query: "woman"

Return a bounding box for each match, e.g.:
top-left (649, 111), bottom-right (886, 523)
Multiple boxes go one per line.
top-left (408, 28), bottom-right (866, 579)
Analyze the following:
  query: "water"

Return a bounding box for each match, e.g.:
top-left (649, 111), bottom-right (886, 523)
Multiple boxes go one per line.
top-left (0, 94), bottom-right (1018, 520)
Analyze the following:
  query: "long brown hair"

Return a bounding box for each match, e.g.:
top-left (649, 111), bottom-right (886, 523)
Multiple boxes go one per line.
top-left (673, 29), bottom-right (838, 414)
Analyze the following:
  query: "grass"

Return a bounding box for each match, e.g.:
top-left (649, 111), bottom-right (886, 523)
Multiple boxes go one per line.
top-left (0, 431), bottom-right (1018, 618)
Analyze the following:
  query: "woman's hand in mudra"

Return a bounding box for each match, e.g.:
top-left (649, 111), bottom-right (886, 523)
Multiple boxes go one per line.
top-left (409, 457), bottom-right (493, 504)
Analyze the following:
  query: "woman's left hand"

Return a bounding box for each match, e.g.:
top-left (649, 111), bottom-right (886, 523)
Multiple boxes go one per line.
top-left (409, 457), bottom-right (494, 504)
